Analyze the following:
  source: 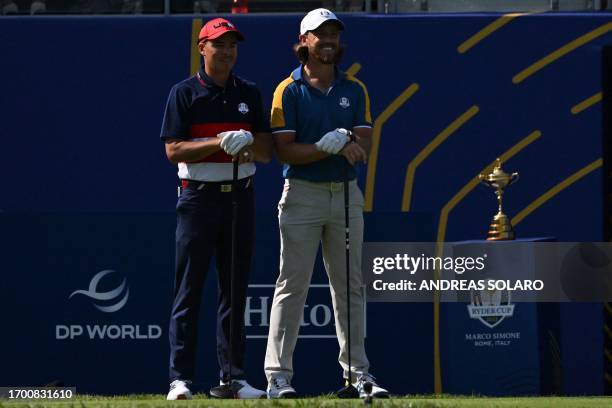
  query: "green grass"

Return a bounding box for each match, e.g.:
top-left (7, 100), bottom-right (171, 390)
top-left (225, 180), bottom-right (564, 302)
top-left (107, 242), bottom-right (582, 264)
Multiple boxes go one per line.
top-left (2, 395), bottom-right (612, 408)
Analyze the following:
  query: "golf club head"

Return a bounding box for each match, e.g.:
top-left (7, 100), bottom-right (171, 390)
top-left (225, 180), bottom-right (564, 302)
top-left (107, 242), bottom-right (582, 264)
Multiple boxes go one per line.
top-left (362, 381), bottom-right (373, 404)
top-left (209, 382), bottom-right (241, 399)
top-left (336, 384), bottom-right (359, 399)
top-left (363, 381), bottom-right (373, 394)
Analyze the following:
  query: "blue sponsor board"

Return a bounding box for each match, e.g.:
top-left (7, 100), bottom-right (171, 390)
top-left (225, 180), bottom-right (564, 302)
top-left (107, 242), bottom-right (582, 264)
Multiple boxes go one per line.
top-left (0, 214), bottom-right (382, 395)
top-left (440, 240), bottom-right (562, 395)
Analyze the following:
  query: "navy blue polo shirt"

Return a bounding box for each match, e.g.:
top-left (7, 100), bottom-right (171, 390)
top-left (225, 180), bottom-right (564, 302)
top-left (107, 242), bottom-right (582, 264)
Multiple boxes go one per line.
top-left (160, 66), bottom-right (270, 181)
top-left (270, 66), bottom-right (372, 182)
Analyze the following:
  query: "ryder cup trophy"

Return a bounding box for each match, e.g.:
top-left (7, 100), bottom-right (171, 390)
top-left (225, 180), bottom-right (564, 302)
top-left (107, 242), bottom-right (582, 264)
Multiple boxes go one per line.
top-left (479, 158), bottom-right (519, 241)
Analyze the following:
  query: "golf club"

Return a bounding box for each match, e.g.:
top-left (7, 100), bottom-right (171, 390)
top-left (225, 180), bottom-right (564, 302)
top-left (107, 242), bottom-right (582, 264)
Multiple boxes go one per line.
top-left (209, 158), bottom-right (241, 399)
top-left (336, 130), bottom-right (360, 399)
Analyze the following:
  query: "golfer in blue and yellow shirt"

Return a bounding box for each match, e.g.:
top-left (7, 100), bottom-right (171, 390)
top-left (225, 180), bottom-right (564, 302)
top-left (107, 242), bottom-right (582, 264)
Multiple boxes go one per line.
top-left (264, 8), bottom-right (389, 400)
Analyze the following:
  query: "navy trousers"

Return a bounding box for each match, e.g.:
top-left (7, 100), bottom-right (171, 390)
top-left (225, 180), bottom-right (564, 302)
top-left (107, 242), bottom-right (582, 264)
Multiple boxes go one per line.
top-left (169, 180), bottom-right (254, 382)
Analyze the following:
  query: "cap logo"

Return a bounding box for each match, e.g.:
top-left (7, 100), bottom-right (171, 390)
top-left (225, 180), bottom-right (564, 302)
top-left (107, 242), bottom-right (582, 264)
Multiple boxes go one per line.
top-left (339, 97), bottom-right (350, 109)
top-left (213, 21), bottom-right (234, 29)
top-left (238, 102), bottom-right (249, 114)
top-left (320, 10), bottom-right (331, 16)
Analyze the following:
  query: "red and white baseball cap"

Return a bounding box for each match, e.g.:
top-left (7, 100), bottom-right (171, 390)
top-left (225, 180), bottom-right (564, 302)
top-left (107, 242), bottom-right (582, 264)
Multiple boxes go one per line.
top-left (300, 8), bottom-right (344, 35)
top-left (198, 18), bottom-right (245, 43)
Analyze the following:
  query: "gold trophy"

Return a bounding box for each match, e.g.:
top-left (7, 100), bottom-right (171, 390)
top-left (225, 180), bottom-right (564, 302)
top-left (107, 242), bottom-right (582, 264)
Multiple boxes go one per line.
top-left (479, 158), bottom-right (519, 241)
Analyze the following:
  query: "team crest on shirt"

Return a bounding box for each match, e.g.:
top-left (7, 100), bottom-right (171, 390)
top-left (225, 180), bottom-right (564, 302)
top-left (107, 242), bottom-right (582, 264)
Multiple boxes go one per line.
top-left (339, 97), bottom-right (350, 108)
top-left (238, 102), bottom-right (249, 114)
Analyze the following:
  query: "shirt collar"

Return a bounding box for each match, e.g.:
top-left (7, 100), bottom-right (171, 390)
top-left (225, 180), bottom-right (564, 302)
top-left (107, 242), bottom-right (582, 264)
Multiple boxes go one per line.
top-left (197, 65), bottom-right (236, 89)
top-left (292, 65), bottom-right (345, 85)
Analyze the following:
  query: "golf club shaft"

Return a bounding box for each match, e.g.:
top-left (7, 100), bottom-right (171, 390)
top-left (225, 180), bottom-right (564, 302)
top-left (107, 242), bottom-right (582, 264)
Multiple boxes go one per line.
top-left (344, 154), bottom-right (352, 385)
top-left (229, 158), bottom-right (239, 386)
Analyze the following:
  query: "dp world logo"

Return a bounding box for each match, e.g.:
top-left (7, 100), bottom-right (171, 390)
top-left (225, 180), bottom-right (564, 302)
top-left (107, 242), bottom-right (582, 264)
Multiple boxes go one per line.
top-left (57, 270), bottom-right (161, 340)
top-left (69, 270), bottom-right (129, 313)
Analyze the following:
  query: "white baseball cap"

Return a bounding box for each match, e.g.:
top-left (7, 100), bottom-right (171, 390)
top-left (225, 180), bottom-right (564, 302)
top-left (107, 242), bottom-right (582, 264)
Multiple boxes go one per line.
top-left (300, 8), bottom-right (345, 35)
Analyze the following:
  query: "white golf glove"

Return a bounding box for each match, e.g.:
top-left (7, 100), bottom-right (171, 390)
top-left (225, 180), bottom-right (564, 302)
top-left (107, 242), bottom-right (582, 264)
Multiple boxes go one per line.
top-left (314, 128), bottom-right (351, 154)
top-left (217, 129), bottom-right (254, 156)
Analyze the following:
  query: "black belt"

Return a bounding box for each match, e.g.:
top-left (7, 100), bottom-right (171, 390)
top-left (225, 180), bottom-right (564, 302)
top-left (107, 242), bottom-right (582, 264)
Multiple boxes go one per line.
top-left (180, 177), bottom-right (252, 193)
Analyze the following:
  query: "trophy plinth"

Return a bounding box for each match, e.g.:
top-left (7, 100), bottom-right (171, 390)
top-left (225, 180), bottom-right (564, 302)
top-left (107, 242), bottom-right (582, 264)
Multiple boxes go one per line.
top-left (479, 158), bottom-right (519, 241)
top-left (488, 212), bottom-right (514, 241)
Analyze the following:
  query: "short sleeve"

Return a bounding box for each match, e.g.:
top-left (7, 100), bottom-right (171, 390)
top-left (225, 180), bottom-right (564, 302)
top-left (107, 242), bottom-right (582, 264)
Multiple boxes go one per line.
top-left (270, 77), bottom-right (296, 133)
top-left (349, 76), bottom-right (373, 128)
top-left (160, 85), bottom-right (192, 140)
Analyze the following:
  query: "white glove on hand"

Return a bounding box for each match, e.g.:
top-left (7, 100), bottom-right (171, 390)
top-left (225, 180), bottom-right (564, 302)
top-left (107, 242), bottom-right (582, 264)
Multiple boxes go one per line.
top-left (314, 128), bottom-right (350, 154)
top-left (217, 129), bottom-right (254, 156)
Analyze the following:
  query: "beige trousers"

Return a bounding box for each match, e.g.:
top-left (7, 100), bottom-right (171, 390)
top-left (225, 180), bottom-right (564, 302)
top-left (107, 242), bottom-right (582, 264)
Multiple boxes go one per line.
top-left (264, 178), bottom-right (369, 382)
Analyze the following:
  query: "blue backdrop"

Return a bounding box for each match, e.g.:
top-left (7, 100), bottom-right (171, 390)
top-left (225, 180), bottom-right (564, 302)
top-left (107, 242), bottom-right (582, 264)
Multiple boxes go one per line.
top-left (1, 12), bottom-right (610, 396)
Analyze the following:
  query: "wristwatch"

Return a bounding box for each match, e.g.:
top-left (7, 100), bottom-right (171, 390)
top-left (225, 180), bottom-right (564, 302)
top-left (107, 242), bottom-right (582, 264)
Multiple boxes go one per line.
top-left (347, 129), bottom-right (356, 143)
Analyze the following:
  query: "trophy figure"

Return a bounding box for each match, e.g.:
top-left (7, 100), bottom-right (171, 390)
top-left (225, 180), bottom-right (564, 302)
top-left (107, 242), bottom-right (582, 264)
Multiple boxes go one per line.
top-left (479, 158), bottom-right (519, 241)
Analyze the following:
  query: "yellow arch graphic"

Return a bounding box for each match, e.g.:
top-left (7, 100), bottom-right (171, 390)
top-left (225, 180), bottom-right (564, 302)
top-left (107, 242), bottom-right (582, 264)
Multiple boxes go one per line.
top-left (513, 22), bottom-right (612, 84)
top-left (458, 13), bottom-right (525, 54)
top-left (433, 129), bottom-right (542, 394)
top-left (512, 158), bottom-right (603, 227)
top-left (191, 19), bottom-right (203, 76)
top-left (571, 92), bottom-right (602, 115)
top-left (364, 83), bottom-right (420, 211)
top-left (401, 105), bottom-right (480, 212)
top-left (346, 62), bottom-right (361, 76)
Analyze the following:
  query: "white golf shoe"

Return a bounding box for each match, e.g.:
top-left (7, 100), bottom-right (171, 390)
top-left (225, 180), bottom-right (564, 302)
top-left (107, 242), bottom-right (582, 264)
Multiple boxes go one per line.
top-left (219, 379), bottom-right (266, 399)
top-left (267, 376), bottom-right (297, 398)
top-left (353, 374), bottom-right (389, 398)
top-left (166, 379), bottom-right (192, 400)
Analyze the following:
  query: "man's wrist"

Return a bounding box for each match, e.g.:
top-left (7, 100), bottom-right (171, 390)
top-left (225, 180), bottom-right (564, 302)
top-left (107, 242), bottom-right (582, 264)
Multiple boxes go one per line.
top-left (337, 141), bottom-right (353, 154)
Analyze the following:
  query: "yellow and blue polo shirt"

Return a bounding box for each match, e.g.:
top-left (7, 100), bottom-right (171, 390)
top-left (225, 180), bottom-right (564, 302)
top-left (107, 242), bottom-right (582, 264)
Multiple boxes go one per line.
top-left (271, 66), bottom-right (372, 182)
